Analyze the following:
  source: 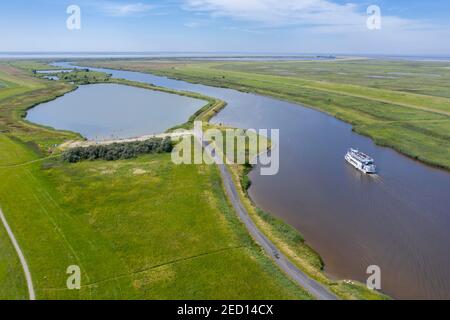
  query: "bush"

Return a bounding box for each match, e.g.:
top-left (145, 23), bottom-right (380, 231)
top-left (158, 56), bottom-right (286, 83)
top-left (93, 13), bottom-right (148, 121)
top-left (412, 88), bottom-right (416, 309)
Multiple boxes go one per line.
top-left (241, 162), bottom-right (253, 191)
top-left (62, 137), bottom-right (173, 163)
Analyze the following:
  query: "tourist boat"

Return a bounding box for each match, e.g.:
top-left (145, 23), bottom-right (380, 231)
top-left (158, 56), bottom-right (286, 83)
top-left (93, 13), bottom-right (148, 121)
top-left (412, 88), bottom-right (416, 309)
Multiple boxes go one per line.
top-left (345, 148), bottom-right (377, 174)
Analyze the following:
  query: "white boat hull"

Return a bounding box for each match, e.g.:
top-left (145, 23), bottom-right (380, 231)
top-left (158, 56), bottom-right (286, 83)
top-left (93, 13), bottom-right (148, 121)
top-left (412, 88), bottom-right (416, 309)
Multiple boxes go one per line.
top-left (345, 154), bottom-right (376, 174)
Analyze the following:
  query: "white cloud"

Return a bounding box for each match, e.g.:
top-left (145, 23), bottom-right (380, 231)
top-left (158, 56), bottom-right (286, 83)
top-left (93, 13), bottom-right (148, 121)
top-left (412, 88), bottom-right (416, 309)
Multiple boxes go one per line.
top-left (181, 0), bottom-right (450, 54)
top-left (184, 21), bottom-right (202, 28)
top-left (182, 0), bottom-right (415, 31)
top-left (97, 2), bottom-right (154, 17)
top-left (185, 0), bottom-right (357, 25)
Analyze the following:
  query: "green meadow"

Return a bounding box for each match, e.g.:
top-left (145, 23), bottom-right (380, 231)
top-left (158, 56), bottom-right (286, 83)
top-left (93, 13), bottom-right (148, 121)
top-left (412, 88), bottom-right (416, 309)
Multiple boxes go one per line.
top-left (0, 137), bottom-right (310, 299)
top-left (83, 59), bottom-right (450, 170)
top-left (0, 61), bottom-right (311, 299)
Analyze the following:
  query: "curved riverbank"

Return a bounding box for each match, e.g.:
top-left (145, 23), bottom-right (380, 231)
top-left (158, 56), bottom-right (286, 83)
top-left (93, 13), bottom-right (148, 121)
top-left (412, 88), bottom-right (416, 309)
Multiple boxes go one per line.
top-left (61, 61), bottom-right (450, 299)
top-left (77, 62), bottom-right (450, 171)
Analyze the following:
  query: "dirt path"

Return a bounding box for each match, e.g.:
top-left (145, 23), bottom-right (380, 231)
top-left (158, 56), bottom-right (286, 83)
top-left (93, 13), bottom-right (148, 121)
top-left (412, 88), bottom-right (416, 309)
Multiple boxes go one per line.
top-left (0, 207), bottom-right (35, 300)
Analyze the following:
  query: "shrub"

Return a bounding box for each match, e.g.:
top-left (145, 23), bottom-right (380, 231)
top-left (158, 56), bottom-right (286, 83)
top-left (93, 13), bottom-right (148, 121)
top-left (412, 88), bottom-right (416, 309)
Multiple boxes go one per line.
top-left (62, 137), bottom-right (173, 163)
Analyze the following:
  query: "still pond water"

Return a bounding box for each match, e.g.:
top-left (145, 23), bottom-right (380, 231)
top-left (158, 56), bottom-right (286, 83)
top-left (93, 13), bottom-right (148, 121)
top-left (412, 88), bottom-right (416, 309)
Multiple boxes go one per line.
top-left (27, 83), bottom-right (206, 140)
top-left (30, 62), bottom-right (449, 299)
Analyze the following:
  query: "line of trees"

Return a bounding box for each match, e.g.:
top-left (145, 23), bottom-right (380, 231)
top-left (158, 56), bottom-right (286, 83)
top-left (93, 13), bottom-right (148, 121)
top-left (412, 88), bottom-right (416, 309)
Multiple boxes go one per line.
top-left (62, 137), bottom-right (173, 163)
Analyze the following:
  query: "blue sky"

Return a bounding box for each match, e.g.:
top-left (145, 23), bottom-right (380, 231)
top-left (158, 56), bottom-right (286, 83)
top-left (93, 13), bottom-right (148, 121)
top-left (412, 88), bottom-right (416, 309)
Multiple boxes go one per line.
top-left (1, 0), bottom-right (450, 54)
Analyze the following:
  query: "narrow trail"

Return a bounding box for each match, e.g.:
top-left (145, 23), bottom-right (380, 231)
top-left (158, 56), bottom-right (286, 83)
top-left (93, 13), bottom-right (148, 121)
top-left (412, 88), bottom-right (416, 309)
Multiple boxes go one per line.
top-left (0, 207), bottom-right (35, 300)
top-left (0, 155), bottom-right (59, 169)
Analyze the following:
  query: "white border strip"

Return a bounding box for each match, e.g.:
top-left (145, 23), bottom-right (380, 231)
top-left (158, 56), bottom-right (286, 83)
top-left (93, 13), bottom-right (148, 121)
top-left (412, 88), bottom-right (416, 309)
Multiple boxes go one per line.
top-left (0, 207), bottom-right (36, 300)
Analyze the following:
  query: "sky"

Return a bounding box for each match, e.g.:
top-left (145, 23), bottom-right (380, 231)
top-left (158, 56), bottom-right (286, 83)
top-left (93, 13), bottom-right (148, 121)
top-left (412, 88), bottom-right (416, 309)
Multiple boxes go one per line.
top-left (1, 0), bottom-right (450, 55)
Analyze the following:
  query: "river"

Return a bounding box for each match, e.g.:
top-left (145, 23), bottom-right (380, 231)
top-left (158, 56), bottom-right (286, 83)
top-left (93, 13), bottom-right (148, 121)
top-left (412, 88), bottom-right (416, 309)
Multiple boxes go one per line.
top-left (49, 62), bottom-right (450, 299)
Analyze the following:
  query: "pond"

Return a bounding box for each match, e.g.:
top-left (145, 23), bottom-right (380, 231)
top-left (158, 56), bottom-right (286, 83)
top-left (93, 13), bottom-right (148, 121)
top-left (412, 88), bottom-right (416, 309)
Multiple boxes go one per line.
top-left (26, 83), bottom-right (206, 140)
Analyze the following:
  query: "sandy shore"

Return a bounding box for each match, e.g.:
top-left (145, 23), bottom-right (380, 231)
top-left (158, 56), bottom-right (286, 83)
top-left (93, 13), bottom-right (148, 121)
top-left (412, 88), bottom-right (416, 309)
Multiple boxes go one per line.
top-left (60, 131), bottom-right (193, 149)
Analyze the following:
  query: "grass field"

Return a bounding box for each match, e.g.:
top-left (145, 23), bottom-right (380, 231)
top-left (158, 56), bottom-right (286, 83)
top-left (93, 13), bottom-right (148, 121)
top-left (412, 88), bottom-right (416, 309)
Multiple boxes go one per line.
top-left (0, 62), bottom-right (80, 152)
top-left (0, 61), bottom-right (312, 300)
top-left (215, 59), bottom-right (450, 99)
top-left (0, 136), bottom-right (310, 299)
top-left (80, 59), bottom-right (450, 170)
